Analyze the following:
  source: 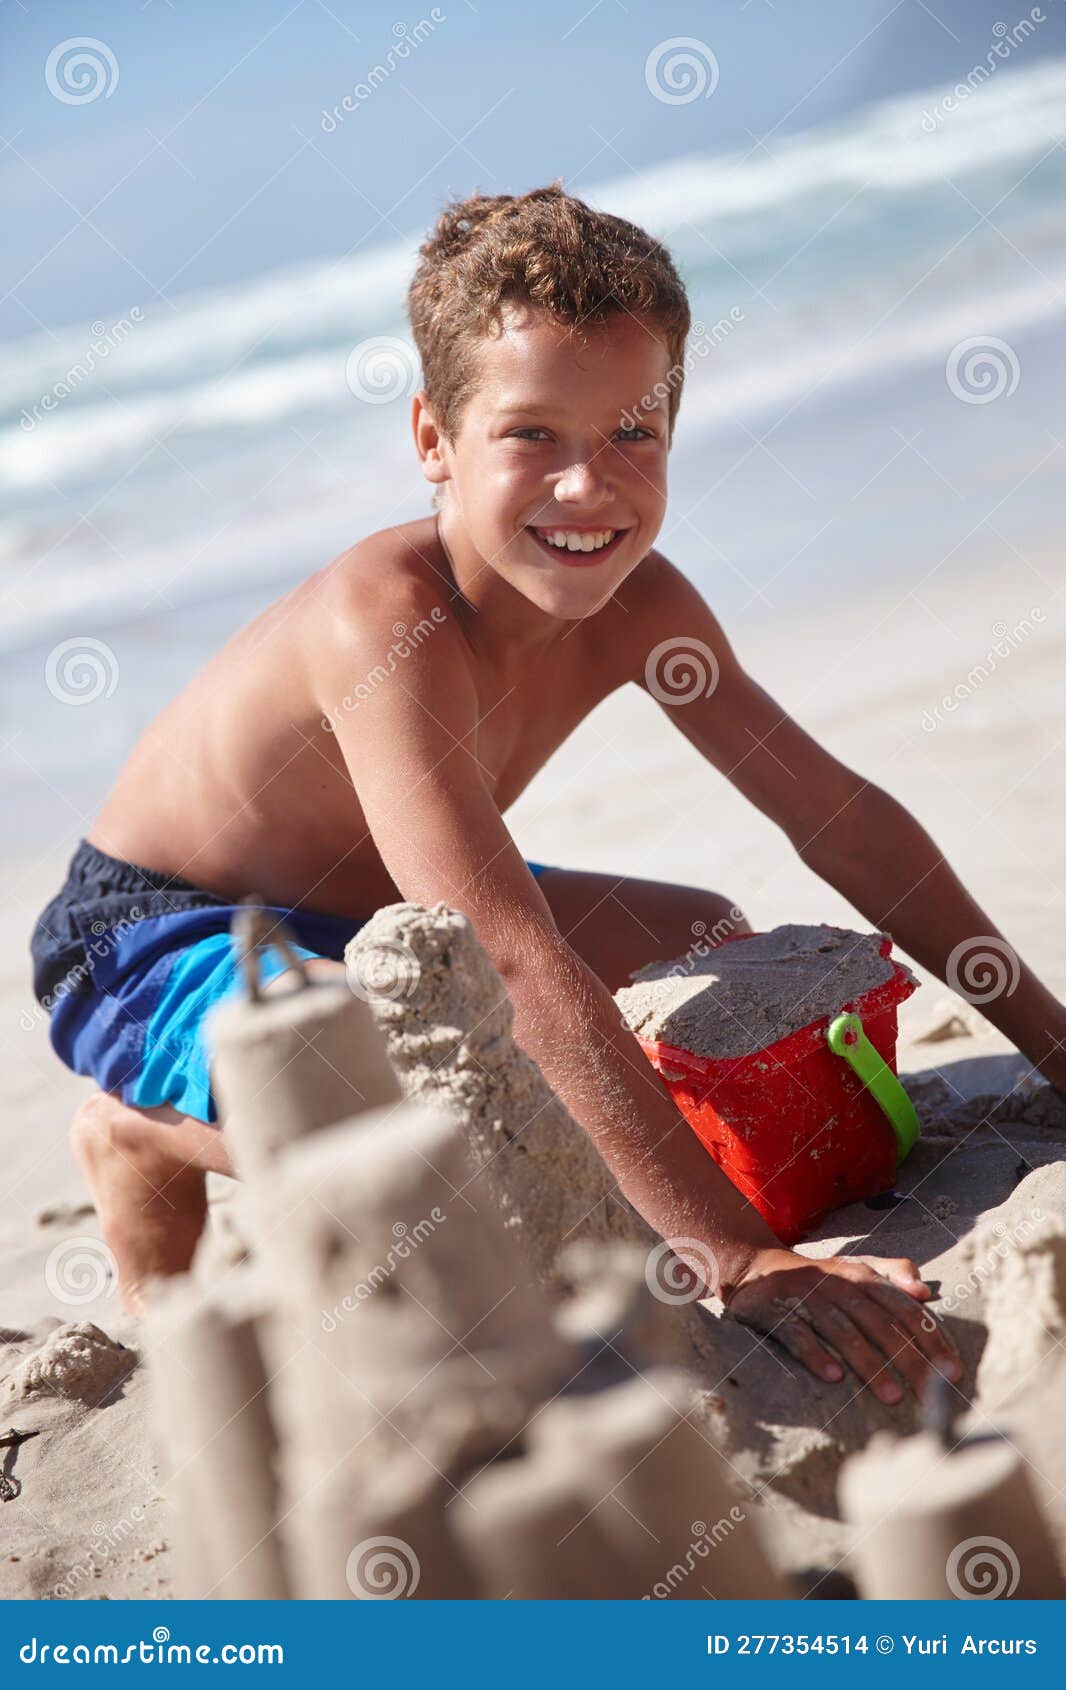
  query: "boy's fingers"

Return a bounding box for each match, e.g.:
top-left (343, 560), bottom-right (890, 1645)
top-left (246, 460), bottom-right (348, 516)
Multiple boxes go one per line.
top-left (808, 1295), bottom-right (904, 1403)
top-left (726, 1284), bottom-right (846, 1383)
top-left (850, 1254), bottom-right (930, 1298)
top-left (768, 1311), bottom-right (846, 1384)
top-left (833, 1263), bottom-right (963, 1386)
top-left (864, 1279), bottom-right (963, 1381)
top-left (837, 1287), bottom-right (946, 1399)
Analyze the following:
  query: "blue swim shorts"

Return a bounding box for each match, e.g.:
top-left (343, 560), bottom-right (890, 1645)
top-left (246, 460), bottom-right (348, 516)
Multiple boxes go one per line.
top-left (31, 839), bottom-right (555, 1125)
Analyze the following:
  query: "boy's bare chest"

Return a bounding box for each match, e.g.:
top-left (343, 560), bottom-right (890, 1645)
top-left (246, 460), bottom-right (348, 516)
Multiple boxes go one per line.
top-left (469, 650), bottom-right (618, 811)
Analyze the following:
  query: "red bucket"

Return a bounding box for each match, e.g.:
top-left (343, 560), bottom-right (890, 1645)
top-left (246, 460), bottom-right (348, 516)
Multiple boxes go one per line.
top-left (635, 935), bottom-right (918, 1244)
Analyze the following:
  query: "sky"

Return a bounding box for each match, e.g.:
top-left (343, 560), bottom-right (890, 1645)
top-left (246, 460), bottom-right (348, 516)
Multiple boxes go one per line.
top-left (3, 0), bottom-right (1064, 338)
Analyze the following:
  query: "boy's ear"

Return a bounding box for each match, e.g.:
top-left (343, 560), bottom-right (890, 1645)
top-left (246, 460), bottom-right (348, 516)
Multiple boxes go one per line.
top-left (411, 390), bottom-right (450, 486)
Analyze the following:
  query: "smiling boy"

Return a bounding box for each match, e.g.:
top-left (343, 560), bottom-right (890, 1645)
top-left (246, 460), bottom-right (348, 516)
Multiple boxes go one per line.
top-left (32, 186), bottom-right (1066, 1404)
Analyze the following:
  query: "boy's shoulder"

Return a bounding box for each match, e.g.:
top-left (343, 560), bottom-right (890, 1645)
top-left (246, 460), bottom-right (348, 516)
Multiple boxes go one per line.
top-left (609, 547), bottom-right (727, 682)
top-left (311, 516), bottom-right (450, 626)
top-left (296, 518), bottom-right (485, 734)
top-left (615, 545), bottom-right (703, 618)
top-left (300, 518), bottom-right (467, 681)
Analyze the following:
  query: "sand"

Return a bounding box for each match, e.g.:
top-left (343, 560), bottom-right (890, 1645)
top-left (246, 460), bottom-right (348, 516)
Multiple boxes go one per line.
top-left (3, 1320), bottom-right (135, 1406)
top-left (2, 558), bottom-right (1064, 1598)
top-left (0, 1316), bottom-right (171, 1599)
top-left (614, 922), bottom-right (902, 1060)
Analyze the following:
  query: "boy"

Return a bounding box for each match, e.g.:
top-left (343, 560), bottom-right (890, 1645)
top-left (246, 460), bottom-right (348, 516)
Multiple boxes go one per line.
top-left (33, 186), bottom-right (1064, 1406)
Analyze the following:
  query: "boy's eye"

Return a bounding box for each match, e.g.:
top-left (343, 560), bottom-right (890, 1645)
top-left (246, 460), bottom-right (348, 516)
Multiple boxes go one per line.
top-left (615, 425), bottom-right (654, 442)
top-left (510, 427), bottom-right (550, 441)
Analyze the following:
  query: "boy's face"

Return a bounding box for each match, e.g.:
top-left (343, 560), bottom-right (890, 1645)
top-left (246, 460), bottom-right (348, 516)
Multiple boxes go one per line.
top-left (427, 302), bottom-right (674, 619)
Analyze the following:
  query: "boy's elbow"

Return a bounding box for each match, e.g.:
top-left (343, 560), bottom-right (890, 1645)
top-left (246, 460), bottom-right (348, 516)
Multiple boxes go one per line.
top-left (473, 896), bottom-right (561, 981)
top-left (491, 911), bottom-right (588, 1004)
top-left (791, 782), bottom-right (897, 876)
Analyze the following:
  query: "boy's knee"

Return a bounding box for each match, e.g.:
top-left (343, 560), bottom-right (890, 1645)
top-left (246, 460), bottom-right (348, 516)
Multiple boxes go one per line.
top-left (70, 1091), bottom-right (140, 1162)
top-left (689, 892), bottom-right (751, 947)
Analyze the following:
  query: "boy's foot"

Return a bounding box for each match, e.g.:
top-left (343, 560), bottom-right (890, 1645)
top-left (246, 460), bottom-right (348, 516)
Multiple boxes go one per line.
top-left (69, 1092), bottom-right (231, 1315)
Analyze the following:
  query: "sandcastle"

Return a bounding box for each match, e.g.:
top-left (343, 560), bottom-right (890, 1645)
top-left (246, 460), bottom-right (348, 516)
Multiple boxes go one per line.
top-left (136, 902), bottom-right (786, 1598)
top-left (344, 901), bottom-right (663, 1281)
top-left (123, 900), bottom-right (1066, 1600)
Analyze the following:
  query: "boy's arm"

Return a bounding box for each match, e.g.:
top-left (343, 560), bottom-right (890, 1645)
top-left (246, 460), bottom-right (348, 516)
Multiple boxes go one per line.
top-left (315, 568), bottom-right (960, 1400)
top-left (641, 558), bottom-right (1066, 1092)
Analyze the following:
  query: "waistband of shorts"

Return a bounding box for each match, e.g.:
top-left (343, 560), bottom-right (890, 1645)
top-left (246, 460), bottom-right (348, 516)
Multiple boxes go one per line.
top-left (64, 838), bottom-right (228, 904)
top-left (31, 838), bottom-right (230, 1006)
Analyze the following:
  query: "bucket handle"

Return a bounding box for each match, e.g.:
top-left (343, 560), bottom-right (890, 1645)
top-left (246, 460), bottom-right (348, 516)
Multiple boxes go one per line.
top-left (827, 1012), bottom-right (920, 1162)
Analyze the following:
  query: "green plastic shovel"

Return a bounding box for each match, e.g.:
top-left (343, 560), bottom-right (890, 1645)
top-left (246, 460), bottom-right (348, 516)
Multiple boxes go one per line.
top-left (827, 1011), bottom-right (920, 1162)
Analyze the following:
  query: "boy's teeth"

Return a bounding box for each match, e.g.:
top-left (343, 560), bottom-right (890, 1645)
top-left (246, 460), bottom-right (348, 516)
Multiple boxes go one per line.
top-left (540, 528), bottom-right (615, 551)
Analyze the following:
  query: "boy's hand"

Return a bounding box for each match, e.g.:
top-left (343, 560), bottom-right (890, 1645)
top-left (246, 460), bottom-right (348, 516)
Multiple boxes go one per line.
top-left (721, 1247), bottom-right (963, 1404)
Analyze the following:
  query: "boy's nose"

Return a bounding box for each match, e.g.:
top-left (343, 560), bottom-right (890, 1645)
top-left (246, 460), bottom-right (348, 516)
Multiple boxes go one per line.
top-left (554, 461), bottom-right (609, 504)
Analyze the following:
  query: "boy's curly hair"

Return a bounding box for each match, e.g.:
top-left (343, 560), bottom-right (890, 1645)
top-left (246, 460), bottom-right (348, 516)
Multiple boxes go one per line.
top-left (407, 183), bottom-right (691, 446)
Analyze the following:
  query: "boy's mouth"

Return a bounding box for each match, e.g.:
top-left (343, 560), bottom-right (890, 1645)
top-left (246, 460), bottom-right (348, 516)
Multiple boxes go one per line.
top-left (526, 525), bottom-right (627, 566)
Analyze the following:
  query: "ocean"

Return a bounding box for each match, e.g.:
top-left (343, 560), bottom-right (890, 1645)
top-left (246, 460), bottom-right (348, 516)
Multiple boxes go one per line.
top-left (2, 54), bottom-right (1064, 842)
